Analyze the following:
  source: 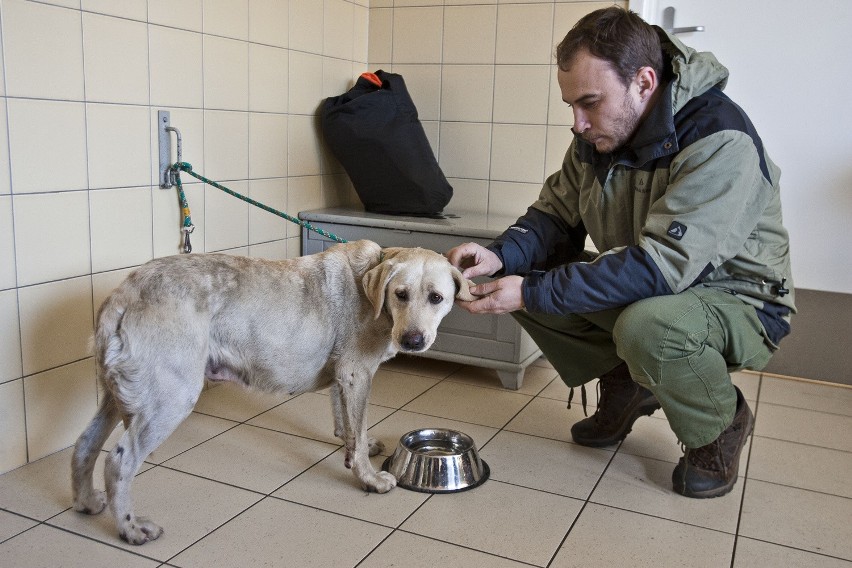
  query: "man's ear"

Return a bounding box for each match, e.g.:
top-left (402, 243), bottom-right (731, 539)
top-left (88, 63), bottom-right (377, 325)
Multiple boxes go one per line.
top-left (634, 65), bottom-right (658, 101)
top-left (362, 260), bottom-right (398, 319)
top-left (451, 266), bottom-right (477, 302)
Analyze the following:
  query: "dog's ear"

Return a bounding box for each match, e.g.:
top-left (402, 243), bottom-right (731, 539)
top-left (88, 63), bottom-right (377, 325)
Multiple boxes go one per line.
top-left (451, 266), bottom-right (477, 302)
top-left (362, 260), bottom-right (399, 319)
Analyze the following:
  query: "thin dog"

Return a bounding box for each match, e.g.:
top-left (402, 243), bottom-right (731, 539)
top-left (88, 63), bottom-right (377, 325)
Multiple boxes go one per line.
top-left (71, 240), bottom-right (474, 545)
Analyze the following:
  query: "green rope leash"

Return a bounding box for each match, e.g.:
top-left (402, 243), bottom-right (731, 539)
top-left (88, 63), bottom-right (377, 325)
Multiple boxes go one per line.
top-left (169, 161), bottom-right (347, 253)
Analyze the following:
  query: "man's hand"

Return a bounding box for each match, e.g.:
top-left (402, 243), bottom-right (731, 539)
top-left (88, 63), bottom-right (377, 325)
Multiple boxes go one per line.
top-left (446, 242), bottom-right (503, 279)
top-left (455, 275), bottom-right (525, 315)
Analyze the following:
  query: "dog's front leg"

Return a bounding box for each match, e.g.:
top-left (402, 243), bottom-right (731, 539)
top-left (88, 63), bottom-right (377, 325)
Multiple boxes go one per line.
top-left (336, 370), bottom-right (396, 493)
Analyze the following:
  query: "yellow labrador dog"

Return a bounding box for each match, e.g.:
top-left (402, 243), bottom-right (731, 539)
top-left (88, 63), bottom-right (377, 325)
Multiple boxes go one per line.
top-left (71, 240), bottom-right (474, 545)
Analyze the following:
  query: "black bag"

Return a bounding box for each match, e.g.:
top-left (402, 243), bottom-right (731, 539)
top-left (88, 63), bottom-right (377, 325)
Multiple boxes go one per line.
top-left (321, 70), bottom-right (452, 217)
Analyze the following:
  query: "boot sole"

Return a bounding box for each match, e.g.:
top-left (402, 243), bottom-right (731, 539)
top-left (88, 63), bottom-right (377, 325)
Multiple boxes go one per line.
top-left (571, 399), bottom-right (662, 448)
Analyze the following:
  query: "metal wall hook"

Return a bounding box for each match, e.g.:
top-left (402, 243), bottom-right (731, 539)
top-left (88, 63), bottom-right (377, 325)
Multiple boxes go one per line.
top-left (662, 7), bottom-right (704, 35)
top-left (158, 110), bottom-right (183, 188)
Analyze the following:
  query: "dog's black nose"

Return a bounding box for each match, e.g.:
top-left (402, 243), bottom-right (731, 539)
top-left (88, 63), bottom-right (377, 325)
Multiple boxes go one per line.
top-left (401, 332), bottom-right (426, 351)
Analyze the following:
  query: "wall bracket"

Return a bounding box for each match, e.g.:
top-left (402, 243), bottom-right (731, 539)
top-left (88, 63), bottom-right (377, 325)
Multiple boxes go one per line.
top-left (158, 110), bottom-right (183, 189)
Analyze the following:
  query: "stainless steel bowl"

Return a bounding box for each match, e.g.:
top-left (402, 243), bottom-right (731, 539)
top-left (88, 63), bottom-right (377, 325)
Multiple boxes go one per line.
top-left (382, 428), bottom-right (490, 493)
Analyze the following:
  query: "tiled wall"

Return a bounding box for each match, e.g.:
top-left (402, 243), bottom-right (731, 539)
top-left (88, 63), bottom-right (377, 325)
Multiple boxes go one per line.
top-left (0, 0), bottom-right (369, 474)
top-left (368, 0), bottom-right (622, 216)
top-left (0, 0), bottom-right (622, 474)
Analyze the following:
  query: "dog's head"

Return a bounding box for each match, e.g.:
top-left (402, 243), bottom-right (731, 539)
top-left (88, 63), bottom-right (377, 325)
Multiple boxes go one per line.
top-left (363, 247), bottom-right (475, 353)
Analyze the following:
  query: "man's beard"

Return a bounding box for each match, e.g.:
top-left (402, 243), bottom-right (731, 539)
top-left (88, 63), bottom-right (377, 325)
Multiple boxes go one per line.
top-left (586, 91), bottom-right (641, 154)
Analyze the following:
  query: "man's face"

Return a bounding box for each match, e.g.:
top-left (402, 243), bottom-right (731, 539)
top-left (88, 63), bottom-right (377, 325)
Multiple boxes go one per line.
top-left (558, 50), bottom-right (644, 154)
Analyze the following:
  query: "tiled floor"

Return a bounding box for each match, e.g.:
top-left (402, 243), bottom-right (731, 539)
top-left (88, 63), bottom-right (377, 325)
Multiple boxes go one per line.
top-left (1, 356), bottom-right (851, 567)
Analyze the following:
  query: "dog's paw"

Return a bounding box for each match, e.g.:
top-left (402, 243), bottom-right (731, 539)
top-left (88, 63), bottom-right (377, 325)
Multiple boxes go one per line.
top-left (367, 437), bottom-right (385, 457)
top-left (118, 516), bottom-right (163, 546)
top-left (363, 470), bottom-right (397, 494)
top-left (72, 490), bottom-right (107, 515)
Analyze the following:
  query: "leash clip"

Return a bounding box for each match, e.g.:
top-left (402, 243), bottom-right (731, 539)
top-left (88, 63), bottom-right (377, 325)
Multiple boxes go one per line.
top-left (181, 224), bottom-right (195, 254)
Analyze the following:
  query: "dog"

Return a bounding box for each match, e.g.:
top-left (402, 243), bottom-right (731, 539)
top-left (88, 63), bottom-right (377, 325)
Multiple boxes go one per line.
top-left (71, 240), bottom-right (474, 545)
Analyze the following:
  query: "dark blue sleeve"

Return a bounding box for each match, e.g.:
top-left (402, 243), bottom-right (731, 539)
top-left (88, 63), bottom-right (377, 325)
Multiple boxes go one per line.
top-left (485, 207), bottom-right (587, 276)
top-left (522, 245), bottom-right (709, 314)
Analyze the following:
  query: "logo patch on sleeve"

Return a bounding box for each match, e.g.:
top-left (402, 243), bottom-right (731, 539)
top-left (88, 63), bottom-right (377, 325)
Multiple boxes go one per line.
top-left (508, 226), bottom-right (528, 234)
top-left (666, 221), bottom-right (687, 240)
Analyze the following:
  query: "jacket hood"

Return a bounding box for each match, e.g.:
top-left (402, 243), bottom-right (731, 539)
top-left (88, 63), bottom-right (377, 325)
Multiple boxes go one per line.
top-left (656, 27), bottom-right (729, 114)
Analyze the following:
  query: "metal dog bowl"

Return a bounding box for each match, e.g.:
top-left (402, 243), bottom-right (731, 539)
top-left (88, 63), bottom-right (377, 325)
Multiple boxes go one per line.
top-left (382, 428), bottom-right (489, 493)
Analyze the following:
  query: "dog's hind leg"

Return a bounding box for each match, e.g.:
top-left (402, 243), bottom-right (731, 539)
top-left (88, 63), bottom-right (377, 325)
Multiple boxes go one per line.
top-left (72, 389), bottom-right (121, 515)
top-left (105, 388), bottom-right (199, 545)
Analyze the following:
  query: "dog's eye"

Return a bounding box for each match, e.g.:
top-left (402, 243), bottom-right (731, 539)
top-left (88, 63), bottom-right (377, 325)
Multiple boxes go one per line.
top-left (428, 292), bottom-right (443, 305)
top-left (395, 290), bottom-right (409, 301)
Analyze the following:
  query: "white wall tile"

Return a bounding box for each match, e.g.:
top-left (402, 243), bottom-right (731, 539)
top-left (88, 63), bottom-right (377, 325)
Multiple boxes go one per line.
top-left (324, 0), bottom-right (354, 60)
top-left (290, 0), bottom-right (324, 54)
top-left (393, 7), bottom-right (443, 64)
top-left (18, 276), bottom-right (94, 376)
top-left (154, 181), bottom-right (205, 257)
top-left (446, 178), bottom-right (489, 214)
top-left (493, 65), bottom-right (551, 124)
top-left (7, 99), bottom-right (88, 194)
top-left (438, 122), bottom-right (492, 180)
top-left (288, 115), bottom-right (322, 177)
top-left (90, 187), bottom-right (153, 273)
top-left (546, 125), bottom-right (572, 177)
top-left (248, 178), bottom-right (288, 244)
top-left (0, 100), bottom-right (10, 195)
top-left (321, 172), bottom-right (356, 209)
top-left (553, 2), bottom-right (615, 48)
top-left (393, 65), bottom-right (442, 122)
top-left (249, 43), bottom-right (288, 113)
top-left (203, 0), bottom-right (249, 40)
top-left (248, 239), bottom-right (288, 260)
top-left (204, 111), bottom-right (249, 181)
top-left (441, 65), bottom-right (494, 123)
top-left (444, 5), bottom-right (498, 65)
top-left (249, 0), bottom-right (289, 48)
top-left (82, 0), bottom-right (147, 21)
top-left (368, 8), bottom-right (392, 66)
top-left (287, 175), bottom-right (323, 238)
top-left (24, 358), bottom-right (97, 461)
top-left (0, 196), bottom-right (15, 290)
top-left (548, 67), bottom-right (573, 126)
top-left (0, 289), bottom-right (22, 383)
top-left (288, 51), bottom-right (324, 115)
top-left (149, 0), bottom-right (203, 33)
top-left (322, 57), bottom-right (356, 107)
top-left (86, 104), bottom-right (152, 189)
top-left (496, 3), bottom-right (555, 65)
top-left (204, 35), bottom-right (249, 111)
top-left (13, 192), bottom-right (91, 287)
top-left (34, 0), bottom-right (80, 8)
top-left (489, 180), bottom-right (541, 218)
top-left (205, 180), bottom-right (249, 251)
top-left (0, 379), bottom-right (26, 473)
top-left (92, 267), bottom-right (134, 315)
top-left (353, 3), bottom-right (369, 64)
top-left (249, 113), bottom-right (288, 179)
top-left (490, 123), bottom-right (546, 183)
top-left (2, 0), bottom-right (84, 100)
top-left (149, 26), bottom-right (204, 109)
top-left (82, 13), bottom-right (149, 105)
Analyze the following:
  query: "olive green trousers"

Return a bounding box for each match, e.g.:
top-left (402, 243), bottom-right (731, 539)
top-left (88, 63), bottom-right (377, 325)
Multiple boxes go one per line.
top-left (512, 287), bottom-right (773, 447)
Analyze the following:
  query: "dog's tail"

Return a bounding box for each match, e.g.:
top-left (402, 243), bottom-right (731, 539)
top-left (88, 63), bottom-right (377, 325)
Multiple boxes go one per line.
top-left (92, 286), bottom-right (138, 409)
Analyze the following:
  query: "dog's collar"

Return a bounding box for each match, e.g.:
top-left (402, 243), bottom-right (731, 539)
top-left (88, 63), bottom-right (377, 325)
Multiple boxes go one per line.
top-left (379, 250), bottom-right (385, 263)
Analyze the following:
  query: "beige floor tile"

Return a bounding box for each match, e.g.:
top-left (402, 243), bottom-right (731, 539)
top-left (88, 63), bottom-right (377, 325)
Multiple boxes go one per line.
top-left (380, 354), bottom-right (462, 379)
top-left (193, 382), bottom-right (293, 422)
top-left (754, 403), bottom-right (852, 452)
top-left (367, 409), bottom-right (499, 458)
top-left (247, 392), bottom-right (394, 445)
top-left (0, 509), bottom-right (37, 542)
top-left (0, 447), bottom-right (150, 521)
top-left (748, 436), bottom-right (852, 498)
top-left (50, 466), bottom-right (262, 561)
top-left (537, 377), bottom-right (600, 405)
top-left (0, 524), bottom-right (158, 567)
top-left (479, 430), bottom-right (611, 499)
top-left (554, 503), bottom-right (734, 567)
top-left (402, 381), bottom-right (532, 428)
top-left (734, 536), bottom-right (852, 567)
top-left (739, 479), bottom-right (852, 560)
top-left (591, 453), bottom-right (744, 533)
top-left (273, 448), bottom-right (430, 526)
top-left (170, 497), bottom-right (391, 568)
top-left (531, 356), bottom-right (553, 369)
top-left (616, 413), bottom-right (683, 463)
top-left (369, 367), bottom-right (440, 408)
top-left (359, 531), bottom-right (530, 568)
top-left (163, 424), bottom-right (338, 494)
top-left (760, 376), bottom-right (852, 417)
top-left (505, 396), bottom-right (594, 443)
top-left (447, 363), bottom-right (559, 396)
top-left (400, 480), bottom-right (582, 566)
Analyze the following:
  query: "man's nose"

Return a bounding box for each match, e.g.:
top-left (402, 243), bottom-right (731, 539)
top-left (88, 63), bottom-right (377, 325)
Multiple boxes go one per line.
top-left (572, 108), bottom-right (589, 132)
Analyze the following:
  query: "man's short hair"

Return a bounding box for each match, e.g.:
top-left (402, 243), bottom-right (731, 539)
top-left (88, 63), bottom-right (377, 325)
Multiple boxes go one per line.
top-left (556, 6), bottom-right (663, 87)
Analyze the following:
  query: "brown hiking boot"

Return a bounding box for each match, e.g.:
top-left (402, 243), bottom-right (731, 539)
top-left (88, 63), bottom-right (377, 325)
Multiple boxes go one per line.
top-left (672, 386), bottom-right (754, 498)
top-left (570, 362), bottom-right (661, 447)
